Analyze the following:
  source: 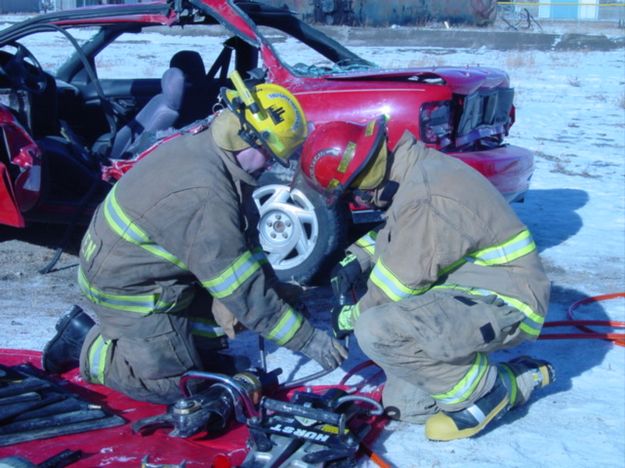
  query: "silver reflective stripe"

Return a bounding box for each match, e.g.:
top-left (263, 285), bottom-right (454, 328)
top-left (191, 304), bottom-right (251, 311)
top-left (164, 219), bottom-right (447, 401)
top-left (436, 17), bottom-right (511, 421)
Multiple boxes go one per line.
top-left (78, 267), bottom-right (157, 314)
top-left (370, 259), bottom-right (427, 302)
top-left (201, 250), bottom-right (264, 299)
top-left (355, 231), bottom-right (377, 256)
top-left (466, 404), bottom-right (486, 424)
top-left (266, 307), bottom-right (303, 346)
top-left (103, 185), bottom-right (188, 270)
top-left (465, 230), bottom-right (536, 266)
top-left (87, 334), bottom-right (110, 385)
top-left (78, 267), bottom-right (194, 315)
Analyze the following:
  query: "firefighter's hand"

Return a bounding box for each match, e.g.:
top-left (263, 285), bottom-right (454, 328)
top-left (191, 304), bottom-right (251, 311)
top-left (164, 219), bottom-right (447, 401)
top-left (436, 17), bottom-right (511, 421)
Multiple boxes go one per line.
top-left (331, 304), bottom-right (359, 339)
top-left (330, 254), bottom-right (362, 302)
top-left (300, 329), bottom-right (348, 371)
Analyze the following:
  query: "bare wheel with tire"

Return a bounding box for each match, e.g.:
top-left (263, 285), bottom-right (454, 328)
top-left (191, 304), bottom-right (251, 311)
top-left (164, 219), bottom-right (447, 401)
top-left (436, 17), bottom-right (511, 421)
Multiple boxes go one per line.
top-left (253, 171), bottom-right (348, 285)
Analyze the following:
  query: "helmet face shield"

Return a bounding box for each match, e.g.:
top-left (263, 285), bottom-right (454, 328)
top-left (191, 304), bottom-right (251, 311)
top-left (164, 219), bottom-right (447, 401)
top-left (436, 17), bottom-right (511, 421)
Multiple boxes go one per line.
top-left (299, 117), bottom-right (388, 204)
top-left (220, 73), bottom-right (307, 167)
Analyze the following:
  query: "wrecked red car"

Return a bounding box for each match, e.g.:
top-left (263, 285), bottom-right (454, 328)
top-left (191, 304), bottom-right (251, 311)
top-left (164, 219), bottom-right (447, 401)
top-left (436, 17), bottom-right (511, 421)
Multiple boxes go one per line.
top-left (0, 0), bottom-right (533, 283)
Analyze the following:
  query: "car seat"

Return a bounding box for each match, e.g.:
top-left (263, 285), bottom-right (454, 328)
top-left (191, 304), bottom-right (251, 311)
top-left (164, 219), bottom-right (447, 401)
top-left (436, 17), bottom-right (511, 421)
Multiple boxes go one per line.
top-left (107, 66), bottom-right (186, 160)
top-left (169, 50), bottom-right (211, 126)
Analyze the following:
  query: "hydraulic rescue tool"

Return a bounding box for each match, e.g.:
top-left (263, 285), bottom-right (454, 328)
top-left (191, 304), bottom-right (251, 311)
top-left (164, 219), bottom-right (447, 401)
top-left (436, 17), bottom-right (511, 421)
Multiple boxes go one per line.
top-left (132, 368), bottom-right (384, 467)
top-left (133, 368), bottom-right (281, 438)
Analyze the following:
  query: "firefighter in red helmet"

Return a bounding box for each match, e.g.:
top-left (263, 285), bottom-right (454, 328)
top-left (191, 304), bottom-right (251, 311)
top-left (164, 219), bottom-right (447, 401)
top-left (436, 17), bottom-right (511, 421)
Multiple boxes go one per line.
top-left (299, 117), bottom-right (553, 441)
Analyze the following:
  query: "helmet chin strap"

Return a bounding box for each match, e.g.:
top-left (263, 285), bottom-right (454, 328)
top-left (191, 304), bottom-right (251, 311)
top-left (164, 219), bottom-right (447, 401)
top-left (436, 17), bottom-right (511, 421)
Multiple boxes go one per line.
top-left (351, 188), bottom-right (374, 205)
top-left (351, 180), bottom-right (399, 209)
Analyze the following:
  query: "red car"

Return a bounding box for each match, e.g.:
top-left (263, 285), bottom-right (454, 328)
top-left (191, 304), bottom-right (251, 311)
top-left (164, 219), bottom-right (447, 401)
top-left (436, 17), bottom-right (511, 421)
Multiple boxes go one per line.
top-left (0, 0), bottom-right (533, 283)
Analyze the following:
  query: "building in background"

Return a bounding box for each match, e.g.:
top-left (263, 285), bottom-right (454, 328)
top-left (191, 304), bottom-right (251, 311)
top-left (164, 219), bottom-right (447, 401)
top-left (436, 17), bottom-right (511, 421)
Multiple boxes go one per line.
top-left (501, 0), bottom-right (622, 22)
top-left (0, 0), bottom-right (39, 13)
top-left (262, 0), bottom-right (499, 26)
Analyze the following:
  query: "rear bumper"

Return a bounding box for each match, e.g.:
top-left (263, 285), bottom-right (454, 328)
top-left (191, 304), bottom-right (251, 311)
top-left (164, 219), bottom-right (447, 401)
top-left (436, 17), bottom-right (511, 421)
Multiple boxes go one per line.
top-left (448, 144), bottom-right (534, 203)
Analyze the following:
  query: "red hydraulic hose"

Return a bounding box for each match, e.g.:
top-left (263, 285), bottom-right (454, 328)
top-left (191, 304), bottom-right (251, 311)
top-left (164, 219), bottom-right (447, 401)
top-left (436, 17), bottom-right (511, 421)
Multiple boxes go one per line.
top-left (539, 292), bottom-right (625, 347)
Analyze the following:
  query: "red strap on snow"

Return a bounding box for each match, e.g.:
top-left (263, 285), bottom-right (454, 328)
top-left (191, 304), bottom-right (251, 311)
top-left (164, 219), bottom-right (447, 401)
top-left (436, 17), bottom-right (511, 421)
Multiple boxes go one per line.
top-left (540, 292), bottom-right (625, 347)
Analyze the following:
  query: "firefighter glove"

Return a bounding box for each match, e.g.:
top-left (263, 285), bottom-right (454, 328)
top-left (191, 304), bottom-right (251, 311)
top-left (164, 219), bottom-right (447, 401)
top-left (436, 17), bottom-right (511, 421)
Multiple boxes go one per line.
top-left (330, 254), bottom-right (362, 303)
top-left (332, 304), bottom-right (360, 339)
top-left (299, 328), bottom-right (348, 371)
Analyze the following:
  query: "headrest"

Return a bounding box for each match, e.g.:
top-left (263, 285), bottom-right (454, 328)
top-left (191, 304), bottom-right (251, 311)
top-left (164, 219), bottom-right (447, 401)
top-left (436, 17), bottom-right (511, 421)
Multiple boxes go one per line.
top-left (161, 67), bottom-right (185, 110)
top-left (169, 50), bottom-right (206, 83)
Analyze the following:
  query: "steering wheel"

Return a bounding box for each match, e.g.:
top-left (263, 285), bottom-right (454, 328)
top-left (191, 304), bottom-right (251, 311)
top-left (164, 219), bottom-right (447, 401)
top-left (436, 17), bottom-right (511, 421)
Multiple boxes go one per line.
top-left (0, 42), bottom-right (48, 95)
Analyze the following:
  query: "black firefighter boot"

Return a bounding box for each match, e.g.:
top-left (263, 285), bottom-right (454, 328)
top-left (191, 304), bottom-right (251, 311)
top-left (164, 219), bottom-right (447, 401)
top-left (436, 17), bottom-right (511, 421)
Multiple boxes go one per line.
top-left (41, 305), bottom-right (95, 374)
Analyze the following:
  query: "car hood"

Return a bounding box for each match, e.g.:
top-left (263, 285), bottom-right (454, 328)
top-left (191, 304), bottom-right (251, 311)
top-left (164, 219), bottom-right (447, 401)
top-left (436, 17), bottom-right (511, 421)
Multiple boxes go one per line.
top-left (325, 66), bottom-right (510, 95)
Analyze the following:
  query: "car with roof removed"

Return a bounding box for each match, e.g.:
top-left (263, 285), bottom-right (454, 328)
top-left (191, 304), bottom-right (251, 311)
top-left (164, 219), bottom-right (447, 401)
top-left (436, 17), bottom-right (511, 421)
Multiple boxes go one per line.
top-left (0, 0), bottom-right (533, 283)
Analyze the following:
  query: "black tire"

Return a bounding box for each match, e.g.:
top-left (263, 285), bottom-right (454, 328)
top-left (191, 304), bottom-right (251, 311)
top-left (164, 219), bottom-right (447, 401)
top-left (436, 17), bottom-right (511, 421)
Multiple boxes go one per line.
top-left (254, 170), bottom-right (348, 285)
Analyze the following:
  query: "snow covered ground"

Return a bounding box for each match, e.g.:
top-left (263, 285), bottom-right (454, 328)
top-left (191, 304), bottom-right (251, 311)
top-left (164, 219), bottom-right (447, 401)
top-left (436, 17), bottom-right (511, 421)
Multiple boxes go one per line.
top-left (0, 14), bottom-right (623, 468)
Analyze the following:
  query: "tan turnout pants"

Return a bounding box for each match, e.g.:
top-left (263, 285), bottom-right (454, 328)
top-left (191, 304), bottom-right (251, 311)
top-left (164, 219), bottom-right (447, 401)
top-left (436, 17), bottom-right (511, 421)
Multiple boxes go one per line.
top-left (354, 289), bottom-right (527, 417)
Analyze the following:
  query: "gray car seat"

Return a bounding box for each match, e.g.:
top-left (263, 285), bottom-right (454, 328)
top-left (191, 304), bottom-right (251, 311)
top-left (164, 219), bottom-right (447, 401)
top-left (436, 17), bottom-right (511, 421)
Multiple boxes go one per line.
top-left (108, 66), bottom-right (186, 160)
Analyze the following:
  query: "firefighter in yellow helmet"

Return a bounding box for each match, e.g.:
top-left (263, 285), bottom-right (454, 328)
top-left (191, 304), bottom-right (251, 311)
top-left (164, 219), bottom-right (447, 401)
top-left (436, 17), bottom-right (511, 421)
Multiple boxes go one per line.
top-left (41, 74), bottom-right (347, 404)
top-left (299, 117), bottom-right (553, 441)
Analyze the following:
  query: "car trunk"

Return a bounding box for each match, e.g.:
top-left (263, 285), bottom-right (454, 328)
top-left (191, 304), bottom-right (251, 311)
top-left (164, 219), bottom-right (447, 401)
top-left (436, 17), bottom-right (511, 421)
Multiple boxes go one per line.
top-left (326, 66), bottom-right (515, 152)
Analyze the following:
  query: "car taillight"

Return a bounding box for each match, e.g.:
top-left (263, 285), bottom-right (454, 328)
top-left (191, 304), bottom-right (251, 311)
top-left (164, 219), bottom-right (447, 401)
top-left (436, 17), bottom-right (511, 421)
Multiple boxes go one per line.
top-left (420, 101), bottom-right (452, 149)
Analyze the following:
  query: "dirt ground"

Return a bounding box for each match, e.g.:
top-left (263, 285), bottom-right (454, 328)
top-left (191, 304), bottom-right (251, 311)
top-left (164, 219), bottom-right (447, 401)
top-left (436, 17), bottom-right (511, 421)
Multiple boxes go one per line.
top-left (0, 224), bottom-right (87, 350)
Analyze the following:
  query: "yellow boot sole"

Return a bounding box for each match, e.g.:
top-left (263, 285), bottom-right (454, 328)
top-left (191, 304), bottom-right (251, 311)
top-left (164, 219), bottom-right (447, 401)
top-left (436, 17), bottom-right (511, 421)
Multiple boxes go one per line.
top-left (425, 396), bottom-right (509, 441)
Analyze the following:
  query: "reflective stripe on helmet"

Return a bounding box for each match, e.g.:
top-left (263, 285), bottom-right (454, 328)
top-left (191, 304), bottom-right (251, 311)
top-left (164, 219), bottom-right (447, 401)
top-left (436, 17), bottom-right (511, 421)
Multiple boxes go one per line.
top-left (431, 353), bottom-right (489, 405)
top-left (265, 306), bottom-right (304, 346)
top-left (201, 249), bottom-right (267, 299)
top-left (103, 185), bottom-right (188, 270)
top-left (337, 142), bottom-right (356, 173)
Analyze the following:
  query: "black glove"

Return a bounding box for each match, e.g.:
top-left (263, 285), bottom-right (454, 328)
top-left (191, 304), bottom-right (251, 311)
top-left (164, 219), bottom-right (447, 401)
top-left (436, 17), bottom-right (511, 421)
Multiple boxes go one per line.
top-left (299, 329), bottom-right (348, 371)
top-left (330, 254), bottom-right (362, 303)
top-left (331, 304), bottom-right (359, 340)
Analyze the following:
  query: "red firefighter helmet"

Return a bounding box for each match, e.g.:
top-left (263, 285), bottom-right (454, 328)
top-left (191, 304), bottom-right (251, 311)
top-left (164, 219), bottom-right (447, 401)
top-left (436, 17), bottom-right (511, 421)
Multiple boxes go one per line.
top-left (299, 116), bottom-right (388, 203)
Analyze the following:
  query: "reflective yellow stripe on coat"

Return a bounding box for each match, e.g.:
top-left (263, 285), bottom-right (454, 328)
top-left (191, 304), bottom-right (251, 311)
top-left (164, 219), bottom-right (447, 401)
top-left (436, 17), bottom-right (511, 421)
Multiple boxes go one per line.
top-left (369, 229), bottom-right (543, 335)
top-left (201, 249), bottom-right (267, 299)
top-left (265, 306), bottom-right (304, 346)
top-left (78, 267), bottom-right (194, 314)
top-left (355, 230), bottom-right (377, 256)
top-left (103, 185), bottom-right (188, 270)
top-left (371, 229), bottom-right (537, 302)
top-left (465, 230), bottom-right (536, 266)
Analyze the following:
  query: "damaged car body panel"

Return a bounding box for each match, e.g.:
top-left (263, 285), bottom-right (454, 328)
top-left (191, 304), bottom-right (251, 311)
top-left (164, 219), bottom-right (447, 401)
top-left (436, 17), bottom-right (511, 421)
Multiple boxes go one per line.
top-left (0, 0), bottom-right (534, 282)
